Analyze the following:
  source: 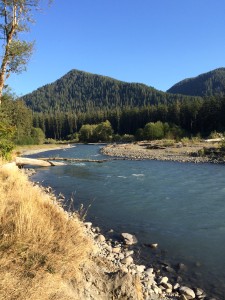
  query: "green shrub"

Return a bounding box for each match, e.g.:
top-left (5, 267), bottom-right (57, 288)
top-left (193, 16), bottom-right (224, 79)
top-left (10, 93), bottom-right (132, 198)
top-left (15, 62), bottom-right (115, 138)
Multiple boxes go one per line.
top-left (208, 131), bottom-right (224, 139)
top-left (121, 134), bottom-right (135, 143)
top-left (0, 140), bottom-right (15, 160)
top-left (45, 138), bottom-right (57, 144)
top-left (161, 139), bottom-right (175, 147)
top-left (180, 137), bottom-right (190, 146)
top-left (31, 127), bottom-right (45, 145)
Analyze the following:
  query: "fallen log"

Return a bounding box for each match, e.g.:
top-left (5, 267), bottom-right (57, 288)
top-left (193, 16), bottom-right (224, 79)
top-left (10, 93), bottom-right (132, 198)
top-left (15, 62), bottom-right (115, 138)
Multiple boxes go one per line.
top-left (15, 157), bottom-right (65, 167)
top-left (39, 157), bottom-right (110, 163)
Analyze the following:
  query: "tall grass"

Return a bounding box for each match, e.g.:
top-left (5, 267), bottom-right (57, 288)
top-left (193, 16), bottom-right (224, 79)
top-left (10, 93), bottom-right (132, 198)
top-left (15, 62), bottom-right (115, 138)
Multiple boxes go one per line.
top-left (0, 163), bottom-right (93, 300)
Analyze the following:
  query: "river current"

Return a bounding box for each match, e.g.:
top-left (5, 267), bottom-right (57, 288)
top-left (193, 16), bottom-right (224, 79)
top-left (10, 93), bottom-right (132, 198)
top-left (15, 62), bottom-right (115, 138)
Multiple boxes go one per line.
top-left (30, 144), bottom-right (225, 299)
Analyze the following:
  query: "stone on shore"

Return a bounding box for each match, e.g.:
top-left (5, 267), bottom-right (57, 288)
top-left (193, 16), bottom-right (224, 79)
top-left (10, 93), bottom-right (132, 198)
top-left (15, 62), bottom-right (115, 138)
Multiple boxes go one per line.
top-left (96, 234), bottom-right (106, 243)
top-left (121, 233), bottom-right (138, 245)
top-left (180, 286), bottom-right (196, 299)
top-left (121, 256), bottom-right (133, 265)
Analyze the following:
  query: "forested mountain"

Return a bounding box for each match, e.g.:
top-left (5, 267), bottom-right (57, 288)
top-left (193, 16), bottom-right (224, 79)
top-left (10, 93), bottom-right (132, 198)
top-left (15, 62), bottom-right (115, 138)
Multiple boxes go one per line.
top-left (19, 69), bottom-right (225, 141)
top-left (167, 68), bottom-right (225, 97)
top-left (21, 69), bottom-right (199, 113)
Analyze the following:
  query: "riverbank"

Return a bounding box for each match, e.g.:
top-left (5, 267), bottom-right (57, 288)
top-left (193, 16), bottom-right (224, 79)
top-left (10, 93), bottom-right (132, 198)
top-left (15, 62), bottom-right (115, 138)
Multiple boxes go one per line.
top-left (102, 140), bottom-right (225, 164)
top-left (14, 143), bottom-right (75, 156)
top-left (1, 161), bottom-right (209, 299)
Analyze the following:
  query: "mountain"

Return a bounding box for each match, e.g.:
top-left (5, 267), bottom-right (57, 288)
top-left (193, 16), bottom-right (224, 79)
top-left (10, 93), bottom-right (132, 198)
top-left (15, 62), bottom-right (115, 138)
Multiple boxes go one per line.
top-left (21, 69), bottom-right (197, 113)
top-left (167, 68), bottom-right (225, 97)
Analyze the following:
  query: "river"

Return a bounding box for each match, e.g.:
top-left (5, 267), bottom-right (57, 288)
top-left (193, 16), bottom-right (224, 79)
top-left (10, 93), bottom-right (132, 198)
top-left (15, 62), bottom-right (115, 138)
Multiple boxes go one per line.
top-left (30, 144), bottom-right (225, 299)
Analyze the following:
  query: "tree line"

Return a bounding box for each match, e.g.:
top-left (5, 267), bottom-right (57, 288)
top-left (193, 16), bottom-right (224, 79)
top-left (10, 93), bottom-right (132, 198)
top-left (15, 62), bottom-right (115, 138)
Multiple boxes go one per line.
top-left (32, 95), bottom-right (225, 141)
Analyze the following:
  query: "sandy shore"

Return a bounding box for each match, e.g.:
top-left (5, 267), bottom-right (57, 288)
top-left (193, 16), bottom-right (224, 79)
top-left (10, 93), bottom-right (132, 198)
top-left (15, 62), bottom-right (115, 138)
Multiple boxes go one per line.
top-left (102, 140), bottom-right (224, 164)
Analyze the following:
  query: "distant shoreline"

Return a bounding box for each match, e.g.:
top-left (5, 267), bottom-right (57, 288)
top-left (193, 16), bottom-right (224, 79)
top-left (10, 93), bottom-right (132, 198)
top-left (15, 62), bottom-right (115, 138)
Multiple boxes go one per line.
top-left (102, 141), bottom-right (225, 164)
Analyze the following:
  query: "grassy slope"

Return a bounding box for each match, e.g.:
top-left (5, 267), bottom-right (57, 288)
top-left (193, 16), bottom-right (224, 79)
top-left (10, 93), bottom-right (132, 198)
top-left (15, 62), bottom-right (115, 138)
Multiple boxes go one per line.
top-left (0, 162), bottom-right (144, 300)
top-left (0, 162), bottom-right (93, 300)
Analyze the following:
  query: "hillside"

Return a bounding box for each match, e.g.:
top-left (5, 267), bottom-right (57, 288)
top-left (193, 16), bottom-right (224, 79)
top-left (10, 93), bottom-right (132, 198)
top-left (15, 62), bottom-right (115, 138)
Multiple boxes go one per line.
top-left (21, 69), bottom-right (197, 113)
top-left (167, 67), bottom-right (225, 96)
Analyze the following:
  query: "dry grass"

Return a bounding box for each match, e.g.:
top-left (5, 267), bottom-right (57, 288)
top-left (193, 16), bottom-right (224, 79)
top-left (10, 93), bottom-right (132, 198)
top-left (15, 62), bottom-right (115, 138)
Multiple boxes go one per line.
top-left (0, 163), bottom-right (93, 300)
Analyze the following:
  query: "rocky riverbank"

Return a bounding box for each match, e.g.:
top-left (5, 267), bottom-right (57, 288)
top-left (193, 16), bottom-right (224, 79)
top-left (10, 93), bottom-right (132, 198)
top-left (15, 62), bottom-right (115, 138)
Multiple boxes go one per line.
top-left (101, 140), bottom-right (225, 164)
top-left (33, 183), bottom-right (209, 300)
top-left (82, 221), bottom-right (209, 300)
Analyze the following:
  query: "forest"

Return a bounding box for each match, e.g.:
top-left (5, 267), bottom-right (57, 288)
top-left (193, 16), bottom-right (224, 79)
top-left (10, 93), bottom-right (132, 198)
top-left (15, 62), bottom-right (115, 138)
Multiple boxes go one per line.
top-left (32, 95), bottom-right (225, 141)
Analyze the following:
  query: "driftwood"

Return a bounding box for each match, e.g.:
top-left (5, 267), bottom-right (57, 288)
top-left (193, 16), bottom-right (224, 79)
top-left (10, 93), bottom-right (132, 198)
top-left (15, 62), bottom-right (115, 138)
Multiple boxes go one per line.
top-left (39, 157), bottom-right (110, 163)
top-left (16, 157), bottom-right (65, 167)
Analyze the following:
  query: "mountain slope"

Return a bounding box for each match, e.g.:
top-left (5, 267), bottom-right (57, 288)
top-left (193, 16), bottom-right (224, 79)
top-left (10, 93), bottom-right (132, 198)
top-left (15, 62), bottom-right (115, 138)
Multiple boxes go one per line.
top-left (167, 68), bottom-right (225, 97)
top-left (21, 69), bottom-right (197, 113)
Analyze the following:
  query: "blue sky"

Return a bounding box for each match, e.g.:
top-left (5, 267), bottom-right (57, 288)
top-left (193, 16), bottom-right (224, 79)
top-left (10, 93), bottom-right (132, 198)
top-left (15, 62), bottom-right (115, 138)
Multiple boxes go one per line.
top-left (7, 0), bottom-right (225, 96)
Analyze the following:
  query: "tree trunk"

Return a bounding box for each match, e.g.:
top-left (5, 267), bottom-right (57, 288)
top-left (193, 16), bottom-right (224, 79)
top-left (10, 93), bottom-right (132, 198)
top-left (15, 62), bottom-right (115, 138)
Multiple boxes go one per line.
top-left (0, 4), bottom-right (17, 105)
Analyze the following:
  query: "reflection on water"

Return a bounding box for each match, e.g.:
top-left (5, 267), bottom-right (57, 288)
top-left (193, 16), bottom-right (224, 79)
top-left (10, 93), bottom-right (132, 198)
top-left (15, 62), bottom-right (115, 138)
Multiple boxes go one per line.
top-left (31, 144), bottom-right (225, 299)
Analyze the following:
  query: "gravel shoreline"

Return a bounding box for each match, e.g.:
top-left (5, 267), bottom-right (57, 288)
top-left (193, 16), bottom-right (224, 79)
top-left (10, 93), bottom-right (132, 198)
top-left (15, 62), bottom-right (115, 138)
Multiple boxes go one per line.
top-left (101, 141), bottom-right (225, 164)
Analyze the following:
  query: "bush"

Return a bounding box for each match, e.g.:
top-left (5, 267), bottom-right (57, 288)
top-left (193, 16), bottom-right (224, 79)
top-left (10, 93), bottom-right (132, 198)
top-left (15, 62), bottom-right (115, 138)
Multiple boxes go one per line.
top-left (45, 138), bottom-right (57, 144)
top-left (144, 121), bottom-right (164, 140)
top-left (0, 139), bottom-right (14, 160)
top-left (209, 131), bottom-right (224, 139)
top-left (31, 127), bottom-right (45, 144)
top-left (112, 134), bottom-right (122, 142)
top-left (161, 139), bottom-right (175, 147)
top-left (180, 137), bottom-right (190, 146)
top-left (121, 134), bottom-right (135, 143)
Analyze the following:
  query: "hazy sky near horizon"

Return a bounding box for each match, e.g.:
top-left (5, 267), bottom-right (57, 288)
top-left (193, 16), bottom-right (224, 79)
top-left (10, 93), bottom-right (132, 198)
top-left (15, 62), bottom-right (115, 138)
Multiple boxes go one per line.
top-left (6, 0), bottom-right (225, 96)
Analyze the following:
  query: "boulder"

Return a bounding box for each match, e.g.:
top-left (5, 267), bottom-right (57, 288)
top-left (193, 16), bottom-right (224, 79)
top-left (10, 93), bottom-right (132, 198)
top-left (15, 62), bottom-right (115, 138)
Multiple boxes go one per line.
top-left (136, 265), bottom-right (145, 273)
top-left (180, 286), bottom-right (196, 299)
top-left (112, 247), bottom-right (121, 254)
top-left (121, 256), bottom-right (133, 265)
top-left (121, 233), bottom-right (138, 245)
top-left (159, 276), bottom-right (168, 285)
top-left (95, 234), bottom-right (106, 243)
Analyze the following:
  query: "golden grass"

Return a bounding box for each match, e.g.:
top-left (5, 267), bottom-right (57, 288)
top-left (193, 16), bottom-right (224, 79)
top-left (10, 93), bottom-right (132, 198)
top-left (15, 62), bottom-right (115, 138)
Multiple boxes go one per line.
top-left (0, 163), bottom-right (93, 300)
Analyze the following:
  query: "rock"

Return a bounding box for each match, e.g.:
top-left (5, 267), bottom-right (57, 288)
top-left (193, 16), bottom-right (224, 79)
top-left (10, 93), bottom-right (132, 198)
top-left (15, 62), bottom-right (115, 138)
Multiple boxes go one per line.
top-left (121, 266), bottom-right (129, 273)
top-left (112, 247), bottom-right (121, 253)
top-left (145, 268), bottom-right (154, 276)
top-left (159, 276), bottom-right (168, 284)
top-left (84, 222), bottom-right (92, 229)
top-left (95, 234), bottom-right (106, 243)
top-left (180, 286), bottom-right (196, 299)
top-left (95, 226), bottom-right (101, 233)
top-left (195, 288), bottom-right (204, 296)
top-left (121, 233), bottom-right (138, 245)
top-left (150, 243), bottom-right (158, 249)
top-left (121, 256), bottom-right (133, 265)
top-left (125, 250), bottom-right (134, 257)
top-left (118, 253), bottom-right (124, 260)
top-left (173, 283), bottom-right (180, 290)
top-left (180, 295), bottom-right (188, 300)
top-left (177, 263), bottom-right (187, 271)
top-left (136, 265), bottom-right (145, 273)
top-left (162, 282), bottom-right (173, 291)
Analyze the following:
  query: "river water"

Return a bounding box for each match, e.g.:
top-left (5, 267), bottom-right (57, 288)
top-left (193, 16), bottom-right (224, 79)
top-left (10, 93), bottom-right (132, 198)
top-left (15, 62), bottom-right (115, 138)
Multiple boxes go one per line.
top-left (30, 144), bottom-right (225, 299)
